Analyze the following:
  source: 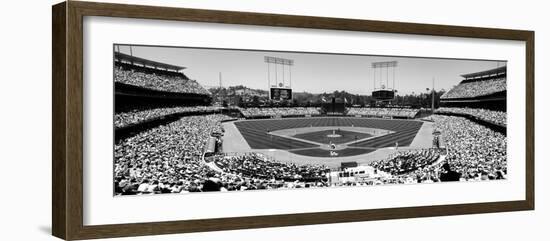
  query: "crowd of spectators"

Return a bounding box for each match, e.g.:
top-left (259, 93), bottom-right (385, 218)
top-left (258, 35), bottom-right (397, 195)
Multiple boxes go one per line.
top-left (373, 115), bottom-right (507, 184)
top-left (115, 106), bottom-right (225, 128)
top-left (116, 150), bottom-right (331, 194)
top-left (370, 149), bottom-right (440, 176)
top-left (433, 115), bottom-right (506, 181)
top-left (441, 77), bottom-right (506, 99)
top-left (214, 153), bottom-right (329, 181)
top-left (115, 66), bottom-right (210, 95)
top-left (435, 107), bottom-right (506, 126)
top-left (347, 107), bottom-right (419, 118)
top-left (114, 114), bottom-right (232, 195)
top-left (114, 112), bottom-right (506, 195)
top-left (239, 107), bottom-right (321, 118)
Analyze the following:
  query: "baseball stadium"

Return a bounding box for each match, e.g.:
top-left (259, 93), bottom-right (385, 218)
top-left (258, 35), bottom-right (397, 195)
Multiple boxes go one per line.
top-left (113, 45), bottom-right (507, 195)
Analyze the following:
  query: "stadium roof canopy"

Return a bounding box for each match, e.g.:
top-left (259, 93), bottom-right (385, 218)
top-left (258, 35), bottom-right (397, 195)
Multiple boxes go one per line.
top-left (461, 66), bottom-right (506, 79)
top-left (114, 52), bottom-right (186, 72)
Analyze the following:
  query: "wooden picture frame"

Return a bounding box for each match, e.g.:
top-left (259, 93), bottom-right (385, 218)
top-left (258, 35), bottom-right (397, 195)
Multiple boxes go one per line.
top-left (52, 1), bottom-right (534, 240)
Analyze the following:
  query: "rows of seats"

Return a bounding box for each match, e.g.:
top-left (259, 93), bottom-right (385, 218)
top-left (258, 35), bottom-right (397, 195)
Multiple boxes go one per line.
top-left (115, 66), bottom-right (210, 95)
top-left (114, 114), bottom-right (232, 195)
top-left (441, 77), bottom-right (506, 99)
top-left (371, 149), bottom-right (440, 175)
top-left (435, 107), bottom-right (506, 126)
top-left (435, 115), bottom-right (507, 181)
top-left (115, 113), bottom-right (330, 194)
top-left (115, 114), bottom-right (507, 194)
top-left (214, 153), bottom-right (329, 182)
top-left (375, 115), bottom-right (506, 184)
top-left (115, 106), bottom-right (224, 128)
top-left (239, 107), bottom-right (321, 118)
top-left (347, 108), bottom-right (419, 118)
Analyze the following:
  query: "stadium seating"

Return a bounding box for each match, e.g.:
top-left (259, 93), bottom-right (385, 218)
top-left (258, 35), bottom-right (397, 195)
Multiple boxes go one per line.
top-left (441, 77), bottom-right (506, 99)
top-left (115, 66), bottom-right (210, 95)
top-left (429, 115), bottom-right (506, 181)
top-left (374, 115), bottom-right (507, 184)
top-left (347, 107), bottom-right (419, 118)
top-left (115, 106), bottom-right (225, 128)
top-left (371, 149), bottom-right (440, 175)
top-left (114, 113), bottom-right (507, 194)
top-left (239, 107), bottom-right (321, 118)
top-left (114, 114), bottom-right (231, 195)
top-left (435, 107), bottom-right (506, 126)
top-left (214, 153), bottom-right (329, 182)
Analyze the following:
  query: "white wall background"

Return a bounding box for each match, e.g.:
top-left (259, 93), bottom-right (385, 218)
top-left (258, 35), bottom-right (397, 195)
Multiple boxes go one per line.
top-left (0, 0), bottom-right (547, 240)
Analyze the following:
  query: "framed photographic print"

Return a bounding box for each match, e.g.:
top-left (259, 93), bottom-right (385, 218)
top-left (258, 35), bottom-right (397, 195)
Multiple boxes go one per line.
top-left (52, 1), bottom-right (534, 240)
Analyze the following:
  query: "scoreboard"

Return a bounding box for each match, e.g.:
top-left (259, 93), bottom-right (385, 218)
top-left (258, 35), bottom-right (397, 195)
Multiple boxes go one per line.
top-left (270, 88), bottom-right (292, 100)
top-left (372, 90), bottom-right (395, 100)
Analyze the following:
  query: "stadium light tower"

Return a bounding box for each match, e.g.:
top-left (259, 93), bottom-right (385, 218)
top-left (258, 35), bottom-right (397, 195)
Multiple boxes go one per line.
top-left (371, 61), bottom-right (398, 104)
top-left (432, 77), bottom-right (435, 113)
top-left (264, 56), bottom-right (294, 101)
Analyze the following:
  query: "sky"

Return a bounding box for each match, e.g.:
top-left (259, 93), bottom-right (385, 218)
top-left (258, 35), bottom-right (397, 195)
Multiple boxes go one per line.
top-left (115, 44), bottom-right (505, 95)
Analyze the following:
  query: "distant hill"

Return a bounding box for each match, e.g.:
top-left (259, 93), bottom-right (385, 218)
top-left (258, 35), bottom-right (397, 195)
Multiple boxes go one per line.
top-left (209, 85), bottom-right (446, 108)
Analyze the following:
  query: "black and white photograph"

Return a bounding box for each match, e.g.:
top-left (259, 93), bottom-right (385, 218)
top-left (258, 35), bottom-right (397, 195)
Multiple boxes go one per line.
top-left (113, 44), bottom-right (507, 196)
top-left (1, 0), bottom-right (543, 240)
